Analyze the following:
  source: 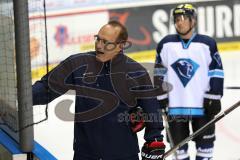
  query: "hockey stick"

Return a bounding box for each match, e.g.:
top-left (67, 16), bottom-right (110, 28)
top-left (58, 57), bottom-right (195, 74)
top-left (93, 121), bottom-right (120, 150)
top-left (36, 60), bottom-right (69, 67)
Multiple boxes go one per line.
top-left (161, 109), bottom-right (178, 160)
top-left (162, 100), bottom-right (240, 159)
top-left (225, 86), bottom-right (240, 89)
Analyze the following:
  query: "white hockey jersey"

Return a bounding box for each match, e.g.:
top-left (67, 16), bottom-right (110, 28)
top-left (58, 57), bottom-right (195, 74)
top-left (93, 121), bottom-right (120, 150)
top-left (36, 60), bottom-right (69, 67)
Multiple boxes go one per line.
top-left (154, 33), bottom-right (224, 116)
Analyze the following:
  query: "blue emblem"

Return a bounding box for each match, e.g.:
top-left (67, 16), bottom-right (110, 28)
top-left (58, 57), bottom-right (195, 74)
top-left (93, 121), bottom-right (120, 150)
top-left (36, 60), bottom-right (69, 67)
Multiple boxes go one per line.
top-left (171, 59), bottom-right (199, 87)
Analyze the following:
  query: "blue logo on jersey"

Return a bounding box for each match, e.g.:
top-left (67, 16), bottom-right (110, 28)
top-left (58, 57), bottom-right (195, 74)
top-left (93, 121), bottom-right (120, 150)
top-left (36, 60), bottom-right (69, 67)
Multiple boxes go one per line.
top-left (171, 59), bottom-right (199, 87)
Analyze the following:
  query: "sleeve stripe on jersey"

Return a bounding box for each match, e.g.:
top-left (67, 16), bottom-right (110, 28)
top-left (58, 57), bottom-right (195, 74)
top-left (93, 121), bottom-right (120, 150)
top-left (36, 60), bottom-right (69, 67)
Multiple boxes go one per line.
top-left (208, 69), bottom-right (224, 78)
top-left (154, 68), bottom-right (167, 76)
top-left (196, 151), bottom-right (214, 158)
top-left (204, 93), bottom-right (222, 100)
top-left (168, 107), bottom-right (204, 116)
top-left (157, 93), bottom-right (168, 100)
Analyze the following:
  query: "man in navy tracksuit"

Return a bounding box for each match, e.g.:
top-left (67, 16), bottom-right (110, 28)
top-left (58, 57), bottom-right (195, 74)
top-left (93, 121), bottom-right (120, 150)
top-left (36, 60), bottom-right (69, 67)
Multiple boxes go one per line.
top-left (32, 21), bottom-right (165, 160)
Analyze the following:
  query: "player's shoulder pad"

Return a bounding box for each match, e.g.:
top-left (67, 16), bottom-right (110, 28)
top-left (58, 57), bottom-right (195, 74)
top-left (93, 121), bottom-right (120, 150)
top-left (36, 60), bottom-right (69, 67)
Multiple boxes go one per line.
top-left (156, 34), bottom-right (179, 54)
top-left (193, 34), bottom-right (217, 52)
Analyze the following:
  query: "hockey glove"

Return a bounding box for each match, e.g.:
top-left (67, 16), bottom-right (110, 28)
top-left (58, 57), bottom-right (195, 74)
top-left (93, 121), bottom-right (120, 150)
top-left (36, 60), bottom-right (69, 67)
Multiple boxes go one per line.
top-left (129, 107), bottom-right (145, 133)
top-left (204, 98), bottom-right (221, 116)
top-left (158, 98), bottom-right (168, 109)
top-left (141, 141), bottom-right (165, 160)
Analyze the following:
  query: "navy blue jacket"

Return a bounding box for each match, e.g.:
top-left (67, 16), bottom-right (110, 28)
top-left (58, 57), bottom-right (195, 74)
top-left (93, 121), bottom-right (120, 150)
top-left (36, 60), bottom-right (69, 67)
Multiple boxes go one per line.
top-left (32, 51), bottom-right (164, 159)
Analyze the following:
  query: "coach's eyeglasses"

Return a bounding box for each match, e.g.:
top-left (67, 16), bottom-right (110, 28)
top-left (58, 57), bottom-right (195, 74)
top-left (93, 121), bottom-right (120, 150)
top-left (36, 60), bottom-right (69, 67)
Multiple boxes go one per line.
top-left (94, 35), bottom-right (131, 51)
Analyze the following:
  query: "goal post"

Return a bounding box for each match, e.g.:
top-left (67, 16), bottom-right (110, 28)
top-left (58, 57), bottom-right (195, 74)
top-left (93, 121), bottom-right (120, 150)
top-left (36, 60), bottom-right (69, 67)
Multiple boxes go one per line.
top-left (0, 0), bottom-right (34, 154)
top-left (13, 0), bottom-right (34, 152)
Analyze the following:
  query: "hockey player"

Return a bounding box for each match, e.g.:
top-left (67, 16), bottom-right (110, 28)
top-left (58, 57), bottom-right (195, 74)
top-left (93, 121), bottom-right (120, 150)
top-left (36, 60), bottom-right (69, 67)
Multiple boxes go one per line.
top-left (154, 4), bottom-right (224, 160)
top-left (32, 21), bottom-right (165, 160)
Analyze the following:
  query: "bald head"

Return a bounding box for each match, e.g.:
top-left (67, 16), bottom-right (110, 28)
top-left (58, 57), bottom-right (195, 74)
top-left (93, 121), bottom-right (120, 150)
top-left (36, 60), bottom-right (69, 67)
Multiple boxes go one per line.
top-left (99, 24), bottom-right (122, 43)
top-left (104, 21), bottom-right (128, 42)
top-left (95, 21), bottom-right (128, 62)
